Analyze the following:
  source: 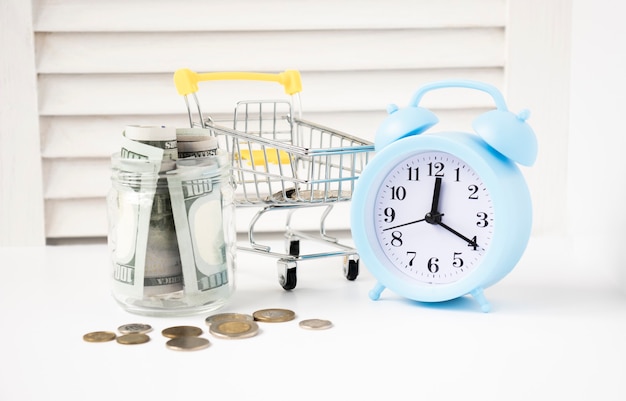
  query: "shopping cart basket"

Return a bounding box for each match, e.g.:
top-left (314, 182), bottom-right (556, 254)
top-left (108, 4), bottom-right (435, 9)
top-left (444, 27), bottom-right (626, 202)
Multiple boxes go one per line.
top-left (174, 68), bottom-right (375, 290)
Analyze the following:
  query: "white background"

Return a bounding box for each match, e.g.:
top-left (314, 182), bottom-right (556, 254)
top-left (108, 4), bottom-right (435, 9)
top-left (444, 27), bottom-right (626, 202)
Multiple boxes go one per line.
top-left (566, 0), bottom-right (626, 289)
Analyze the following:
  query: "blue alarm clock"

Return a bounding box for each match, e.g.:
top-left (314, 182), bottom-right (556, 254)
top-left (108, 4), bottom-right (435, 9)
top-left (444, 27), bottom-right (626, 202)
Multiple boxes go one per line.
top-left (350, 80), bottom-right (537, 312)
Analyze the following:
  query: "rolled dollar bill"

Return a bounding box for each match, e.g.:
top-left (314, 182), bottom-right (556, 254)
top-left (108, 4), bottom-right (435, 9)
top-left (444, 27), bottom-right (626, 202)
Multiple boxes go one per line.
top-left (109, 156), bottom-right (160, 298)
top-left (118, 126), bottom-right (184, 297)
top-left (176, 127), bottom-right (218, 159)
top-left (124, 125), bottom-right (178, 163)
top-left (178, 138), bottom-right (218, 159)
top-left (167, 157), bottom-right (229, 295)
top-left (120, 135), bottom-right (164, 162)
top-left (143, 160), bottom-right (184, 297)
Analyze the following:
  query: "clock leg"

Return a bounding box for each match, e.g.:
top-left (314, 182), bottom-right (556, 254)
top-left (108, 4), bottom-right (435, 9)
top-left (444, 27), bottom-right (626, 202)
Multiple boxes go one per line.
top-left (470, 287), bottom-right (491, 313)
top-left (369, 282), bottom-right (386, 300)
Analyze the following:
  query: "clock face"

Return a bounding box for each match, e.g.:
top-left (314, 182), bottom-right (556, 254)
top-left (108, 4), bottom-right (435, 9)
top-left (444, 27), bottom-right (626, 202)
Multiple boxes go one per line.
top-left (374, 150), bottom-right (494, 285)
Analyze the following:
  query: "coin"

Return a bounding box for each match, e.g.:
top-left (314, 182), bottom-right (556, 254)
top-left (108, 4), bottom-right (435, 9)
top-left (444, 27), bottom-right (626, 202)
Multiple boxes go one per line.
top-left (299, 319), bottom-right (333, 330)
top-left (116, 333), bottom-right (150, 345)
top-left (118, 323), bottom-right (152, 334)
top-left (253, 308), bottom-right (296, 323)
top-left (161, 325), bottom-right (203, 338)
top-left (205, 312), bottom-right (254, 327)
top-left (83, 331), bottom-right (116, 343)
top-left (166, 337), bottom-right (211, 351)
top-left (210, 320), bottom-right (259, 339)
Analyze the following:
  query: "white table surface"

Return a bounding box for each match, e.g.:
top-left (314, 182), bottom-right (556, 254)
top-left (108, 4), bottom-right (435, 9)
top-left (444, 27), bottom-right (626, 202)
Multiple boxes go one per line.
top-left (1, 234), bottom-right (625, 401)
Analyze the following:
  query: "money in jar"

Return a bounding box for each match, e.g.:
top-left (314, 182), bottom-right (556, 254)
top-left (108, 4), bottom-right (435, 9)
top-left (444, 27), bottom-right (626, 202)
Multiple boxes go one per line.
top-left (117, 126), bottom-right (184, 298)
top-left (176, 127), bottom-right (218, 159)
top-left (107, 126), bottom-right (236, 316)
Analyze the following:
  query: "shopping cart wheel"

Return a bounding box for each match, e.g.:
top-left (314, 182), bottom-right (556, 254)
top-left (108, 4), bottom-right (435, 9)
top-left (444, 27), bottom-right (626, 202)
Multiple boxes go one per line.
top-left (343, 255), bottom-right (359, 281)
top-left (278, 259), bottom-right (297, 290)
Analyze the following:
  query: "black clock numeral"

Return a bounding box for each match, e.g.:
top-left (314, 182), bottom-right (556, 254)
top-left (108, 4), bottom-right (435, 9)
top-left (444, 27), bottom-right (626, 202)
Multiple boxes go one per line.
top-left (427, 257), bottom-right (439, 273)
top-left (407, 166), bottom-right (419, 181)
top-left (428, 162), bottom-right (445, 177)
top-left (453, 252), bottom-right (464, 268)
top-left (383, 207), bottom-right (395, 223)
top-left (468, 236), bottom-right (479, 251)
top-left (391, 231), bottom-right (403, 247)
top-left (406, 251), bottom-right (417, 266)
top-left (468, 185), bottom-right (479, 199)
top-left (390, 186), bottom-right (406, 200)
top-left (476, 212), bottom-right (489, 227)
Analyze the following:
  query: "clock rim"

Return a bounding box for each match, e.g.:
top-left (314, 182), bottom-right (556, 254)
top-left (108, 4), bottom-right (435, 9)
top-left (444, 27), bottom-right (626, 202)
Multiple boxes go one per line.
top-left (351, 132), bottom-right (532, 302)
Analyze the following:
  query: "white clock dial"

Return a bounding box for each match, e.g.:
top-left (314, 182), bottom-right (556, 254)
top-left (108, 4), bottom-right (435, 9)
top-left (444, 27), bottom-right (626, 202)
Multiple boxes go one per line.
top-left (374, 151), bottom-right (494, 284)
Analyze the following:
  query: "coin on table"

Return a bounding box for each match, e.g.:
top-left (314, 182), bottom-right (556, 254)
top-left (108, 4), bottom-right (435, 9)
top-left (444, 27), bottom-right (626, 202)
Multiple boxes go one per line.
top-left (83, 331), bottom-right (116, 343)
top-left (205, 312), bottom-right (254, 327)
top-left (161, 325), bottom-right (203, 338)
top-left (166, 336), bottom-right (211, 351)
top-left (118, 323), bottom-right (152, 334)
top-left (253, 308), bottom-right (296, 323)
top-left (299, 319), bottom-right (333, 330)
top-left (210, 320), bottom-right (259, 339)
top-left (116, 333), bottom-right (150, 345)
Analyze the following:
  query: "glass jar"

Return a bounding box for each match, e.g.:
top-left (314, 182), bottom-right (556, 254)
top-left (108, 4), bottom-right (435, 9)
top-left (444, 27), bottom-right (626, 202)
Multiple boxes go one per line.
top-left (107, 152), bottom-right (236, 316)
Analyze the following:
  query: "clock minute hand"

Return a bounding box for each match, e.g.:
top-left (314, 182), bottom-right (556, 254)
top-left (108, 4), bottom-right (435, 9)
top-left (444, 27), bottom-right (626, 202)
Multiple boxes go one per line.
top-left (430, 177), bottom-right (442, 215)
top-left (425, 177), bottom-right (444, 225)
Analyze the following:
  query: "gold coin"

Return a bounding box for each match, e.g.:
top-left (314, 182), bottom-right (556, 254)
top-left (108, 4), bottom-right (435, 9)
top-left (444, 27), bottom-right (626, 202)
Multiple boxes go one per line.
top-left (210, 320), bottom-right (259, 339)
top-left (118, 323), bottom-right (152, 334)
top-left (299, 319), bottom-right (333, 330)
top-left (205, 312), bottom-right (254, 327)
top-left (252, 308), bottom-right (296, 323)
top-left (161, 325), bottom-right (203, 338)
top-left (116, 333), bottom-right (150, 345)
top-left (166, 337), bottom-right (211, 351)
top-left (83, 331), bottom-right (116, 343)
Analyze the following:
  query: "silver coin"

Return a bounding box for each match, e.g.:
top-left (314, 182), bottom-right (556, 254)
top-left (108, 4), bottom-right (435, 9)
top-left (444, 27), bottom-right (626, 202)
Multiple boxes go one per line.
top-left (299, 319), bottom-right (333, 330)
top-left (210, 320), bottom-right (259, 339)
top-left (205, 312), bottom-right (254, 327)
top-left (166, 336), bottom-right (211, 351)
top-left (118, 323), bottom-right (153, 334)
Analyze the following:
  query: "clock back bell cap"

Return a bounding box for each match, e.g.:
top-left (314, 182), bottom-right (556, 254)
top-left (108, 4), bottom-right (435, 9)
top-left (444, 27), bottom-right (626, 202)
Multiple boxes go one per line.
top-left (473, 109), bottom-right (538, 166)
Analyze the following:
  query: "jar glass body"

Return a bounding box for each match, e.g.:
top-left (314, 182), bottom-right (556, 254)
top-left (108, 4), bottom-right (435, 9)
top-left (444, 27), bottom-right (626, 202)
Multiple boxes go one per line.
top-left (107, 152), bottom-right (236, 316)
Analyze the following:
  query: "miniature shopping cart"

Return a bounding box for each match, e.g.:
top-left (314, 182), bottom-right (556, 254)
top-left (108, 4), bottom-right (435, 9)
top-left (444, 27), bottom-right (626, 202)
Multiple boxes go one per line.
top-left (174, 68), bottom-right (374, 290)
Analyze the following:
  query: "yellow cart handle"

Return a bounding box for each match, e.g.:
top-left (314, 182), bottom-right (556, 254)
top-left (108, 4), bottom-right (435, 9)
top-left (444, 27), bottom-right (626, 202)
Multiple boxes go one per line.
top-left (174, 68), bottom-right (303, 96)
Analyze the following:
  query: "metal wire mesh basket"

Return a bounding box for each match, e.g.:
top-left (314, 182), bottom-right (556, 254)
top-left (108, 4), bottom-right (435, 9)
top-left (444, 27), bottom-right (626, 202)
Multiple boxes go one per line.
top-left (174, 68), bottom-right (375, 290)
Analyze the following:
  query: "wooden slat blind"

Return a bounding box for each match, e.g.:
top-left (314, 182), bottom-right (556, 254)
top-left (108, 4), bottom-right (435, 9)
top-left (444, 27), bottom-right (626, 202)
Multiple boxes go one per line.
top-left (33, 0), bottom-right (506, 241)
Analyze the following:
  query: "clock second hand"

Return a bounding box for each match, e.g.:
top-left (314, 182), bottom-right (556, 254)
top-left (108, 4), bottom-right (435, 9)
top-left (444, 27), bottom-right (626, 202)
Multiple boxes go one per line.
top-left (382, 217), bottom-right (426, 231)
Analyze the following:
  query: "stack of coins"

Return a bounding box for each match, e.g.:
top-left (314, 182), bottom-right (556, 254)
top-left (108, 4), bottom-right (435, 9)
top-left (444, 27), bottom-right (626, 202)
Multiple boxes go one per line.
top-left (162, 325), bottom-right (210, 351)
top-left (205, 312), bottom-right (259, 339)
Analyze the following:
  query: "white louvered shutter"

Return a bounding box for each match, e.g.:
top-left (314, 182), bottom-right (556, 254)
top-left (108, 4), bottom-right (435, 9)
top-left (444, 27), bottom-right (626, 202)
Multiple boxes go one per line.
top-left (1, 0), bottom-right (569, 244)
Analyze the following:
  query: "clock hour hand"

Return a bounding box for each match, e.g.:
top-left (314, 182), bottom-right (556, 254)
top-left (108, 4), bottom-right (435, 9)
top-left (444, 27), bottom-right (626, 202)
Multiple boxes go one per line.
top-left (438, 221), bottom-right (479, 248)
